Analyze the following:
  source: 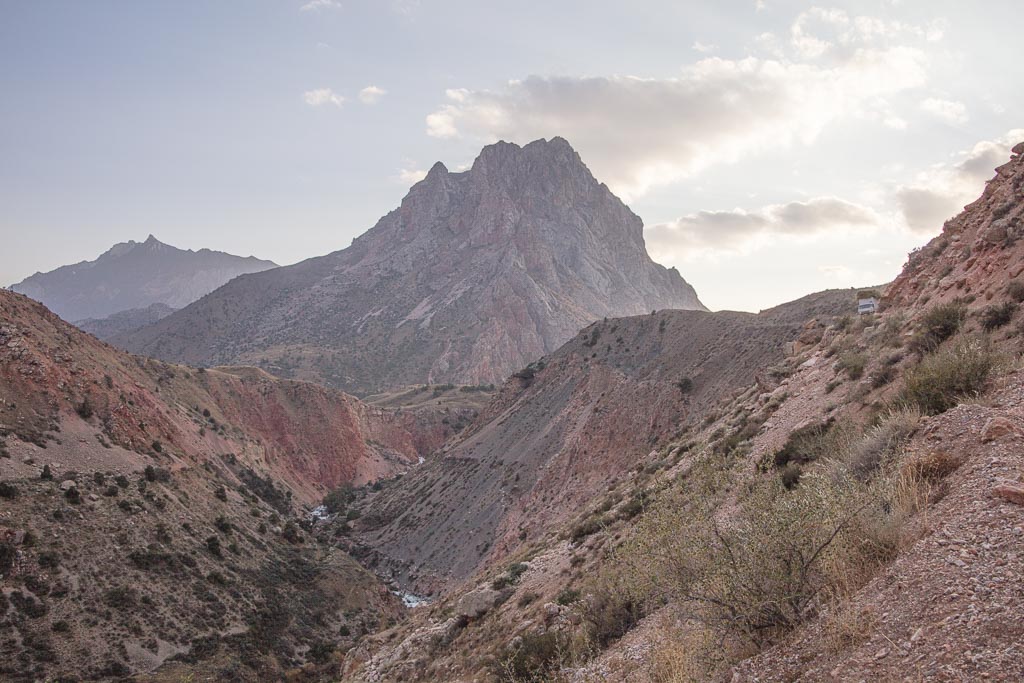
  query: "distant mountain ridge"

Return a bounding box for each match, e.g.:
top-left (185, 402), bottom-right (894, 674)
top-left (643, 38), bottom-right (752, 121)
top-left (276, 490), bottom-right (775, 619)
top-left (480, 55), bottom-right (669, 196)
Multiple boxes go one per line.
top-left (118, 138), bottom-right (704, 395)
top-left (75, 302), bottom-right (177, 340)
top-left (9, 234), bottom-right (277, 322)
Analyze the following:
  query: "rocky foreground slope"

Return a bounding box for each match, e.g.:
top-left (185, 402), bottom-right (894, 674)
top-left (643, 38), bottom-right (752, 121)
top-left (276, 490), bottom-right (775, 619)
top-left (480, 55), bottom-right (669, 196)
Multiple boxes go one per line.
top-left (0, 289), bottom-right (476, 681)
top-left (340, 145), bottom-right (1024, 682)
top-left (10, 234), bottom-right (276, 323)
top-left (117, 138), bottom-right (703, 395)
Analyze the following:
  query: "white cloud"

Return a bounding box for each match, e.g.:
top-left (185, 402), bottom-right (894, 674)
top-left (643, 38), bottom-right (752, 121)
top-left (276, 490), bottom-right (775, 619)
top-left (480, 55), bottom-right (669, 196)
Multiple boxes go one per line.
top-left (425, 45), bottom-right (928, 200)
top-left (692, 41), bottom-right (717, 53)
top-left (646, 197), bottom-right (884, 260)
top-left (894, 130), bottom-right (1024, 233)
top-left (358, 85), bottom-right (387, 104)
top-left (303, 88), bottom-right (345, 108)
top-left (919, 97), bottom-right (968, 124)
top-left (300, 0), bottom-right (341, 11)
top-left (397, 167), bottom-right (427, 184)
top-left (423, 8), bottom-right (944, 201)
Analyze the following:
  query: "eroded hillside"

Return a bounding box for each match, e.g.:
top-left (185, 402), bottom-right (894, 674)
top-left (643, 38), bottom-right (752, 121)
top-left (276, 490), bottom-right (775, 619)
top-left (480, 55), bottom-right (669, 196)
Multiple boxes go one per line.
top-left (349, 288), bottom-right (856, 596)
top-left (341, 143), bottom-right (1024, 682)
top-left (0, 290), bottom-right (470, 681)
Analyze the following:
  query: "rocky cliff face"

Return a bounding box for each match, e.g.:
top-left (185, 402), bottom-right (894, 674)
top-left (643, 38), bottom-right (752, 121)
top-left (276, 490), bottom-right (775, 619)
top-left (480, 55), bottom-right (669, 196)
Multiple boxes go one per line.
top-left (887, 142), bottom-right (1024, 310)
top-left (9, 235), bottom-right (277, 322)
top-left (117, 138), bottom-right (703, 395)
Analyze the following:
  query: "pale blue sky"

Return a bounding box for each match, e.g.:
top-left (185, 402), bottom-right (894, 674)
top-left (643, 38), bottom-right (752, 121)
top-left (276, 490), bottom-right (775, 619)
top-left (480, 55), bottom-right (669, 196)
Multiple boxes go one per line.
top-left (2, 0), bottom-right (1021, 310)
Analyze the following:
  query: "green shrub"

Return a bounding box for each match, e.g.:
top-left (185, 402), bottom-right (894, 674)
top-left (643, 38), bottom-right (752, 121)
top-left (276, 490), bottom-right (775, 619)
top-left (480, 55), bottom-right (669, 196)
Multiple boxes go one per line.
top-left (1006, 280), bottom-right (1024, 302)
top-left (569, 516), bottom-right (604, 543)
top-left (0, 482), bottom-right (17, 499)
top-left (517, 592), bottom-right (540, 608)
top-left (37, 551), bottom-right (60, 569)
top-left (870, 364), bottom-right (897, 388)
top-left (492, 630), bottom-right (571, 682)
top-left (205, 536), bottom-right (223, 558)
top-left (780, 462), bottom-right (802, 489)
top-left (771, 420), bottom-right (844, 468)
top-left (75, 398), bottom-right (94, 420)
top-left (104, 586), bottom-right (137, 609)
top-left (901, 336), bottom-right (998, 415)
top-left (616, 475), bottom-right (877, 649)
top-left (840, 408), bottom-right (920, 479)
top-left (837, 352), bottom-right (867, 380)
top-left (0, 542), bottom-right (15, 575)
top-left (144, 465), bottom-right (171, 483)
top-left (910, 301), bottom-right (965, 353)
top-left (556, 588), bottom-right (580, 606)
top-left (322, 483), bottom-right (355, 515)
top-left (508, 562), bottom-right (529, 581)
top-left (582, 577), bottom-right (643, 649)
top-left (676, 377), bottom-right (694, 394)
top-left (981, 302), bottom-right (1016, 330)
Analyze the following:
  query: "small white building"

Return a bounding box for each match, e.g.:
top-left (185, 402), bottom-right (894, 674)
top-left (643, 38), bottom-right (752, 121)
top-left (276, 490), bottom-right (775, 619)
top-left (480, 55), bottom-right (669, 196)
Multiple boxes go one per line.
top-left (858, 297), bottom-right (878, 315)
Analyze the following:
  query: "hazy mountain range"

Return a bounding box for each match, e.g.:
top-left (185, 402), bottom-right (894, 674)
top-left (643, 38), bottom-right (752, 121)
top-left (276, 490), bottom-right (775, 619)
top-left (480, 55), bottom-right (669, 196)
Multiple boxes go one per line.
top-left (9, 235), bottom-right (276, 323)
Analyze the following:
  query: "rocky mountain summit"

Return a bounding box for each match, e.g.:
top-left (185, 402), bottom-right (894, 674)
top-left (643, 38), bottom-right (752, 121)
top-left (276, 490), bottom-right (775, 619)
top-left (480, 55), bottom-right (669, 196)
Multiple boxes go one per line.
top-left (9, 235), bottom-right (276, 323)
top-left (117, 138), bottom-right (703, 395)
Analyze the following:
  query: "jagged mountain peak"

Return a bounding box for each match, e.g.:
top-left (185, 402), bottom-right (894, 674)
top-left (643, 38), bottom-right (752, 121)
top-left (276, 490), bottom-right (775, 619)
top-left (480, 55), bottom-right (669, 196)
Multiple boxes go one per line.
top-left (119, 138), bottom-right (704, 395)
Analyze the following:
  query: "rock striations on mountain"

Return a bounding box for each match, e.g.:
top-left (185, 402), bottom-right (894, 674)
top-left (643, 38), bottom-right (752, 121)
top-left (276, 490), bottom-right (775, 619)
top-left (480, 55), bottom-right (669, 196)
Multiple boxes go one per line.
top-left (9, 235), bottom-right (277, 323)
top-left (117, 138), bottom-right (704, 395)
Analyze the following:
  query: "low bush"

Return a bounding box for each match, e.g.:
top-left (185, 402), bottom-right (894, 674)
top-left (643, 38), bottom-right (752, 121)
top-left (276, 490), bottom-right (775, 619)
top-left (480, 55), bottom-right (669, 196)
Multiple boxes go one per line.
top-left (909, 301), bottom-right (965, 353)
top-left (840, 408), bottom-right (920, 479)
top-left (837, 352), bottom-right (867, 380)
top-left (144, 465), bottom-right (171, 483)
top-left (981, 302), bottom-right (1016, 330)
top-left (205, 536), bottom-right (223, 558)
top-left (517, 592), bottom-right (540, 608)
top-left (771, 419), bottom-right (847, 469)
top-left (555, 588), bottom-right (580, 606)
top-left (569, 516), bottom-right (605, 543)
top-left (582, 579), bottom-right (642, 649)
top-left (492, 630), bottom-right (572, 683)
top-left (901, 336), bottom-right (998, 414)
top-left (104, 586), bottom-right (137, 610)
top-left (322, 483), bottom-right (355, 515)
top-left (1007, 280), bottom-right (1024, 303)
